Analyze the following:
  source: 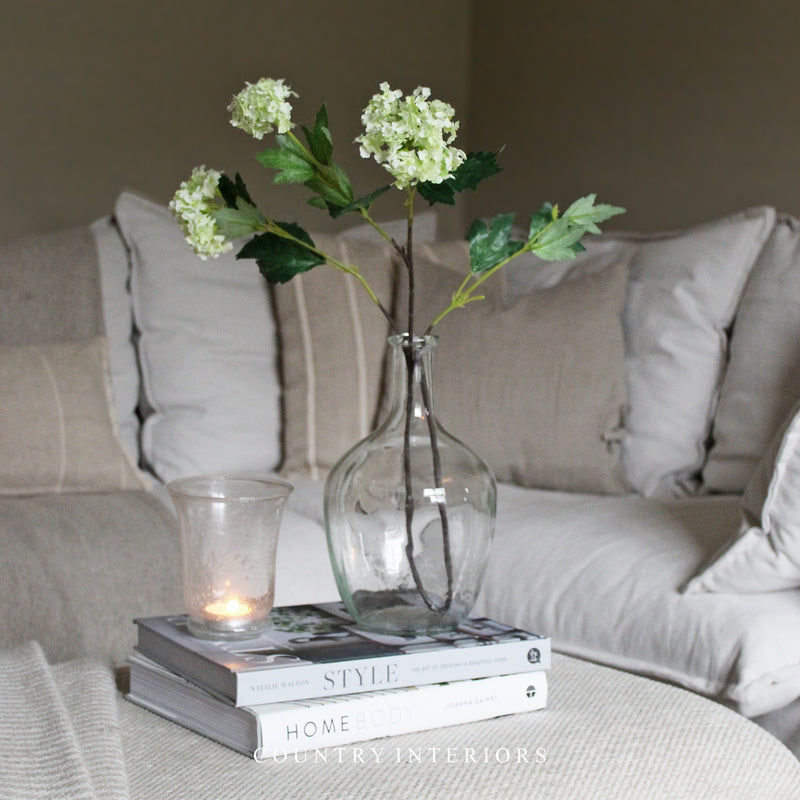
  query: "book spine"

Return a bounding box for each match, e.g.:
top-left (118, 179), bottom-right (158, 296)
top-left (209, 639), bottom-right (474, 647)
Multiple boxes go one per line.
top-left (236, 638), bottom-right (550, 706)
top-left (251, 670), bottom-right (548, 759)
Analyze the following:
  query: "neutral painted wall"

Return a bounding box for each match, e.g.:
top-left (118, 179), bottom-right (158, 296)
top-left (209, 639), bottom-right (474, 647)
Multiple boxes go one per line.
top-left (0, 0), bottom-right (470, 239)
top-left (466, 0), bottom-right (800, 232)
top-left (4, 2), bottom-right (800, 239)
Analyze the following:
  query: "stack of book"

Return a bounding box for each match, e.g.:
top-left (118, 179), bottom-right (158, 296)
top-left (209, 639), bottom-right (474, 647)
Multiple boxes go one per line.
top-left (127, 602), bottom-right (550, 759)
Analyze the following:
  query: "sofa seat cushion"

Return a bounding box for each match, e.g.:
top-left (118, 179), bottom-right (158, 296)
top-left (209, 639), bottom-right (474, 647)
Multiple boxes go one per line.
top-left (475, 485), bottom-right (800, 717)
top-left (0, 491), bottom-right (183, 666)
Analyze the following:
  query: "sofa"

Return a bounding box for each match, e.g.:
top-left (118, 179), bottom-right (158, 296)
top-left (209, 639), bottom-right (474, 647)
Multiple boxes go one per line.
top-left (2, 191), bottom-right (800, 761)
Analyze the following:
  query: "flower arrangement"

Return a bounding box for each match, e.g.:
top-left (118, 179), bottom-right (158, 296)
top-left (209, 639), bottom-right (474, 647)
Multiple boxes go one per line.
top-left (170, 77), bottom-right (625, 632)
top-left (170, 76), bottom-right (624, 340)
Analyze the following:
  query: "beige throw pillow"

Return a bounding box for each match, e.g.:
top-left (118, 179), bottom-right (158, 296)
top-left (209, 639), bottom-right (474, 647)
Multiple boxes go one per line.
top-left (703, 214), bottom-right (800, 492)
top-left (408, 242), bottom-right (630, 494)
top-left (503, 206), bottom-right (776, 497)
top-left (271, 235), bottom-right (397, 480)
top-left (0, 338), bottom-right (145, 495)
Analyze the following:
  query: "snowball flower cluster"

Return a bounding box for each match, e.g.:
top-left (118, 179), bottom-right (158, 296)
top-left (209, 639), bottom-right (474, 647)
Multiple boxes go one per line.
top-left (168, 166), bottom-right (232, 259)
top-left (228, 77), bottom-right (296, 139)
top-left (356, 83), bottom-right (466, 189)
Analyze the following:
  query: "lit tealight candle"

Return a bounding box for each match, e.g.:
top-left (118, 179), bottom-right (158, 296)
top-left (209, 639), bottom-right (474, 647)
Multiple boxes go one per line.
top-left (204, 597), bottom-right (253, 619)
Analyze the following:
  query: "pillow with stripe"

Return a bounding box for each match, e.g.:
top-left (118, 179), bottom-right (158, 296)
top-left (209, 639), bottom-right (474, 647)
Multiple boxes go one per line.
top-left (0, 337), bottom-right (146, 495)
top-left (271, 235), bottom-right (396, 480)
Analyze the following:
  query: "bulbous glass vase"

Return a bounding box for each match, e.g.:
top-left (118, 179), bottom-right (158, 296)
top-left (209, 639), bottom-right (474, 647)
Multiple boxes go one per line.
top-left (324, 334), bottom-right (497, 635)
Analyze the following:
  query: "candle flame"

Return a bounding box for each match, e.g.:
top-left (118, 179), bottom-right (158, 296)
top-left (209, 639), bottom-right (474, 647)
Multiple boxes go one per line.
top-left (204, 597), bottom-right (253, 618)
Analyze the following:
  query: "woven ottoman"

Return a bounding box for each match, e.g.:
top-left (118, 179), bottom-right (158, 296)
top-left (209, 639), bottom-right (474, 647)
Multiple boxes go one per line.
top-left (120, 653), bottom-right (800, 800)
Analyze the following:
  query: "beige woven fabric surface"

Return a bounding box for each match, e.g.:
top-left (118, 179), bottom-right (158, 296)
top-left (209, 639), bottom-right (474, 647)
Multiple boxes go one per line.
top-left (119, 653), bottom-right (800, 800)
top-left (0, 641), bottom-right (128, 800)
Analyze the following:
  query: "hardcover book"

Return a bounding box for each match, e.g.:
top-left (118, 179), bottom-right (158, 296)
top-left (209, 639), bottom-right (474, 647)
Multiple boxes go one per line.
top-left (134, 602), bottom-right (550, 706)
top-left (127, 653), bottom-right (549, 758)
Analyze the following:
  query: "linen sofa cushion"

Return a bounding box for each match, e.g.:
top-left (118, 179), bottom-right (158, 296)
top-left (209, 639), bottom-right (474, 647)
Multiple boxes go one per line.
top-left (119, 191), bottom-right (424, 484)
top-left (0, 225), bottom-right (104, 344)
top-left (91, 216), bottom-right (141, 463)
top-left (270, 237), bottom-right (396, 480)
top-left (0, 491), bottom-right (182, 664)
top-left (703, 214), bottom-right (800, 492)
top-left (475, 485), bottom-right (800, 718)
top-left (119, 191), bottom-right (283, 483)
top-left (685, 400), bottom-right (800, 593)
top-left (502, 206), bottom-right (776, 497)
top-left (0, 220), bottom-right (141, 464)
top-left (408, 241), bottom-right (629, 493)
top-left (0, 338), bottom-right (145, 495)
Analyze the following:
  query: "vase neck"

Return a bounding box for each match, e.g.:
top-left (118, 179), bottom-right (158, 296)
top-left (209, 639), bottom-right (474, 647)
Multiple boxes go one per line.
top-left (384, 334), bottom-right (438, 425)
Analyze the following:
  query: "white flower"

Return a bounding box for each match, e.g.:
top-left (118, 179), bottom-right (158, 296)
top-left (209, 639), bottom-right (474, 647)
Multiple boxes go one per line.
top-left (228, 77), bottom-right (296, 139)
top-left (169, 166), bottom-right (232, 259)
top-left (356, 83), bottom-right (466, 189)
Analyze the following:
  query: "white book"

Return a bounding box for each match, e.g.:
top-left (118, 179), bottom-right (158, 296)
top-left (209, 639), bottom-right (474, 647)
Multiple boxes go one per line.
top-left (134, 602), bottom-right (550, 706)
top-left (127, 654), bottom-right (548, 759)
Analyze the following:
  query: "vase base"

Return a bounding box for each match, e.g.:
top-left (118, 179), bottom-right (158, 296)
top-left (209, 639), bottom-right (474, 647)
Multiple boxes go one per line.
top-left (350, 590), bottom-right (461, 636)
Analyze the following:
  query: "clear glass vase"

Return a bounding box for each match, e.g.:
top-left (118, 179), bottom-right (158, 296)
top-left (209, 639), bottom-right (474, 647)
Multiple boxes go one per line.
top-left (324, 334), bottom-right (497, 635)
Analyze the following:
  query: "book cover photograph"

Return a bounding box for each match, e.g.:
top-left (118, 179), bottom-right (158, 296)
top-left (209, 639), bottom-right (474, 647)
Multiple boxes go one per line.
top-left (135, 602), bottom-right (550, 706)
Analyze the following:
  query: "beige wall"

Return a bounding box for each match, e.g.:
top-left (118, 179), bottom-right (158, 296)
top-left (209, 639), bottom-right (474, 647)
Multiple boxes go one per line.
top-left (0, 0), bottom-right (470, 238)
top-left (466, 0), bottom-right (800, 232)
top-left (4, 1), bottom-right (800, 239)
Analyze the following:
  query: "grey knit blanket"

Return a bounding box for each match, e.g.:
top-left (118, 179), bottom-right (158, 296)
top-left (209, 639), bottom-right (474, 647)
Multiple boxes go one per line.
top-left (0, 641), bottom-right (128, 800)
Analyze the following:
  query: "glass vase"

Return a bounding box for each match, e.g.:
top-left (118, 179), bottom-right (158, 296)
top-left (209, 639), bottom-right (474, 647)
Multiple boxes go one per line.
top-left (324, 334), bottom-right (497, 635)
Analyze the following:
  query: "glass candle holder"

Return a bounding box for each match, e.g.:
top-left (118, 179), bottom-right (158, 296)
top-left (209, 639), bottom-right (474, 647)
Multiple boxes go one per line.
top-left (167, 476), bottom-right (293, 640)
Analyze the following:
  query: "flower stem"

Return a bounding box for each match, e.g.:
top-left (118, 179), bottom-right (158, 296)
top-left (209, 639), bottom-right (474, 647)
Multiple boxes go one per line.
top-left (402, 344), bottom-right (438, 612)
top-left (419, 362), bottom-right (453, 610)
top-left (396, 187), bottom-right (454, 615)
top-left (265, 220), bottom-right (399, 333)
top-left (425, 218), bottom-right (560, 333)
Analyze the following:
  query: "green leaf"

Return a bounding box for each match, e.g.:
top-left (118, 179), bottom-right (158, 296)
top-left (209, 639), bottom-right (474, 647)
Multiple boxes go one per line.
top-left (418, 150), bottom-right (503, 206)
top-left (303, 174), bottom-right (352, 209)
top-left (467, 213), bottom-right (524, 273)
top-left (213, 198), bottom-right (265, 239)
top-left (328, 185), bottom-right (391, 218)
top-left (417, 179), bottom-right (458, 206)
top-left (302, 104), bottom-right (334, 166)
top-left (236, 222), bottom-right (325, 284)
top-left (217, 172), bottom-right (255, 210)
top-left (451, 150), bottom-right (503, 192)
top-left (274, 133), bottom-right (307, 159)
top-left (525, 195), bottom-right (625, 261)
top-left (530, 216), bottom-right (588, 261)
top-left (528, 203), bottom-right (558, 240)
top-left (562, 194), bottom-right (626, 234)
top-left (256, 147), bottom-right (315, 184)
top-left (325, 163), bottom-right (354, 202)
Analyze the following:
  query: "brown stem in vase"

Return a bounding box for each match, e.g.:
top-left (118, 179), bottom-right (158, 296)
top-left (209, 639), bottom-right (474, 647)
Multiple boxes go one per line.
top-left (402, 343), bottom-right (439, 613)
top-left (418, 367), bottom-right (454, 610)
top-left (399, 202), bottom-right (453, 614)
top-left (401, 202), bottom-right (435, 610)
